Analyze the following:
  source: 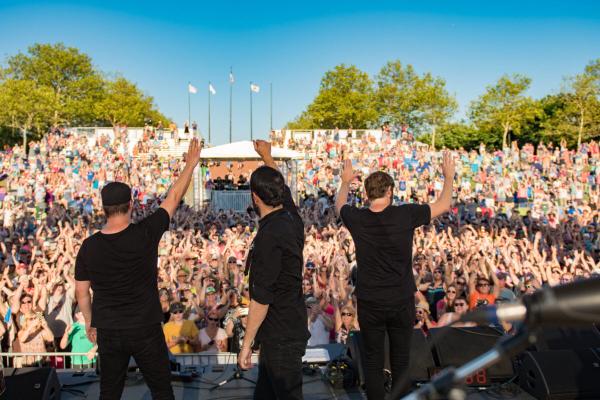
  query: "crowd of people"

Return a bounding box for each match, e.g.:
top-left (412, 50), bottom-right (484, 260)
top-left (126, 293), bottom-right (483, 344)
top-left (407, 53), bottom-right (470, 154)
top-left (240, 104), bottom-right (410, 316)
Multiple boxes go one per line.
top-left (0, 125), bottom-right (598, 368)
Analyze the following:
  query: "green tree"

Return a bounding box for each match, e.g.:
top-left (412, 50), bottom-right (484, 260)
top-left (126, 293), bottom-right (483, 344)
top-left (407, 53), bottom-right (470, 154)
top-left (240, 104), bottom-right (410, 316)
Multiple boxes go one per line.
top-left (417, 73), bottom-right (458, 149)
top-left (469, 74), bottom-right (541, 148)
top-left (3, 43), bottom-right (104, 126)
top-left (0, 79), bottom-right (57, 148)
top-left (420, 121), bottom-right (497, 150)
top-left (95, 77), bottom-right (166, 127)
top-left (287, 64), bottom-right (377, 129)
top-left (374, 60), bottom-right (422, 129)
top-left (564, 72), bottom-right (600, 148)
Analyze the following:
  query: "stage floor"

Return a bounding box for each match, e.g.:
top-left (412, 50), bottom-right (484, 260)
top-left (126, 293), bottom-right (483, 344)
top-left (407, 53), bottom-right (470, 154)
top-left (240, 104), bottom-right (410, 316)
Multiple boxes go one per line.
top-left (57, 366), bottom-right (535, 400)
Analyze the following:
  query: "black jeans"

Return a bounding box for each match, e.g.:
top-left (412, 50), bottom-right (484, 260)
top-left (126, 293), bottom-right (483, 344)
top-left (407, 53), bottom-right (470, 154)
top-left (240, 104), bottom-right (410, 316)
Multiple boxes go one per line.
top-left (357, 297), bottom-right (415, 400)
top-left (97, 323), bottom-right (174, 400)
top-left (254, 340), bottom-right (306, 400)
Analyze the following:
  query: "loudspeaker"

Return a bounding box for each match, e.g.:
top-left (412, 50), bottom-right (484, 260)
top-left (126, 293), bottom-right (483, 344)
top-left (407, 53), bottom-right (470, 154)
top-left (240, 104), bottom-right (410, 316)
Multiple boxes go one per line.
top-left (534, 325), bottom-right (600, 351)
top-left (3, 367), bottom-right (61, 400)
top-left (430, 327), bottom-right (515, 382)
top-left (518, 349), bottom-right (600, 400)
top-left (346, 329), bottom-right (435, 387)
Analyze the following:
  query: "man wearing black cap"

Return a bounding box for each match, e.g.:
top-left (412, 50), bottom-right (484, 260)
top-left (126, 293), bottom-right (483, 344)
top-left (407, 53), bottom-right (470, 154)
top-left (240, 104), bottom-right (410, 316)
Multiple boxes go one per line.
top-left (237, 140), bottom-right (309, 400)
top-left (74, 138), bottom-right (202, 400)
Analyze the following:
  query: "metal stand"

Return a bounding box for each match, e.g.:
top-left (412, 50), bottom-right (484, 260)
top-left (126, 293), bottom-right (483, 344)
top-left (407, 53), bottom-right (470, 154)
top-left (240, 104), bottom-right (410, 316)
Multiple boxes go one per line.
top-left (400, 328), bottom-right (534, 400)
top-left (209, 365), bottom-right (256, 392)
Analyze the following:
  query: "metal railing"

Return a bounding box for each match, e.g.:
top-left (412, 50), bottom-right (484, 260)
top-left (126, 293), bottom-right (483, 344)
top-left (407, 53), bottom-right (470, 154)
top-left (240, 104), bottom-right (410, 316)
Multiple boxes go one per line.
top-left (0, 352), bottom-right (97, 369)
top-left (0, 351), bottom-right (259, 369)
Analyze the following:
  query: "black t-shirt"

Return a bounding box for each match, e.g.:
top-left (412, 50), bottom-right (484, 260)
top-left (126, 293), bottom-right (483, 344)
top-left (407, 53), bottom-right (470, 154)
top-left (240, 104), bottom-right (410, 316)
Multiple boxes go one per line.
top-left (247, 186), bottom-right (310, 344)
top-left (75, 208), bottom-right (170, 329)
top-left (340, 203), bottom-right (431, 305)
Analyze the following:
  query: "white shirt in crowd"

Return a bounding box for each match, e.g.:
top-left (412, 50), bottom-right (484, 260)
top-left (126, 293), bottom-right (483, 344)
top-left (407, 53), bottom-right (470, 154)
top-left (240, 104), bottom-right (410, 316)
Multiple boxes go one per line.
top-left (308, 315), bottom-right (330, 347)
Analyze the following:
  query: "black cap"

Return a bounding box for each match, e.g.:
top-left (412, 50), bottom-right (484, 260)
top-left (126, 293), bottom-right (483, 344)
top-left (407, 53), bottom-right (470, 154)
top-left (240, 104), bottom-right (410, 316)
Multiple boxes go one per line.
top-left (101, 182), bottom-right (131, 206)
top-left (170, 302), bottom-right (185, 313)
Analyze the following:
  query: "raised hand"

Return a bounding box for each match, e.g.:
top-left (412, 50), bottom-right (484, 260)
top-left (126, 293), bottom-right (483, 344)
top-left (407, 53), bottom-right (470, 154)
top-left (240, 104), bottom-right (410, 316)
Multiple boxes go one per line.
top-left (441, 151), bottom-right (455, 179)
top-left (184, 138), bottom-right (203, 168)
top-left (341, 160), bottom-right (357, 184)
top-left (253, 140), bottom-right (272, 160)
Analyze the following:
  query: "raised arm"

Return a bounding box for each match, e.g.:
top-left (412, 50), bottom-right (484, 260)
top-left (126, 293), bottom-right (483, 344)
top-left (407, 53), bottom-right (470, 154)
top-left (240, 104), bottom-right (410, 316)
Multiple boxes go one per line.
top-left (253, 140), bottom-right (278, 170)
top-left (75, 280), bottom-right (96, 344)
top-left (335, 160), bottom-right (356, 217)
top-left (429, 151), bottom-right (455, 219)
top-left (160, 138), bottom-right (202, 219)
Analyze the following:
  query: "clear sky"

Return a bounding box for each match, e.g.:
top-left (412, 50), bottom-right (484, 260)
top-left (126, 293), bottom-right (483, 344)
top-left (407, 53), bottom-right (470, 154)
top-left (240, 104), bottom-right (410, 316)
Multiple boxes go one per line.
top-left (1, 1), bottom-right (599, 144)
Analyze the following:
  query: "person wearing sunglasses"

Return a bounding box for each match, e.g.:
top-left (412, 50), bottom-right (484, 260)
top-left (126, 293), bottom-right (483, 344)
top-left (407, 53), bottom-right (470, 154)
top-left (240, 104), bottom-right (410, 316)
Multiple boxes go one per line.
top-left (468, 270), bottom-right (500, 309)
top-left (198, 310), bottom-right (227, 352)
top-left (335, 152), bottom-right (455, 399)
top-left (163, 303), bottom-right (199, 354)
top-left (437, 297), bottom-right (475, 328)
top-left (435, 284), bottom-right (458, 320)
top-left (14, 294), bottom-right (54, 367)
top-left (333, 297), bottom-right (359, 345)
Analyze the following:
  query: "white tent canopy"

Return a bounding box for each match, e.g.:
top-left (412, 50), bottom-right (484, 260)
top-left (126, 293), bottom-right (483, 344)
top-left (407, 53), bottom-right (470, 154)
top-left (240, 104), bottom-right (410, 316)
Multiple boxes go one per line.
top-left (200, 141), bottom-right (303, 161)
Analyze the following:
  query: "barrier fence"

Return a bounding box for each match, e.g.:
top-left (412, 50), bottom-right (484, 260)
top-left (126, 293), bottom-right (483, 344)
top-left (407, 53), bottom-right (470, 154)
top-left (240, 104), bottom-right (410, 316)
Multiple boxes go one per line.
top-left (0, 352), bottom-right (260, 370)
top-left (0, 348), bottom-right (334, 370)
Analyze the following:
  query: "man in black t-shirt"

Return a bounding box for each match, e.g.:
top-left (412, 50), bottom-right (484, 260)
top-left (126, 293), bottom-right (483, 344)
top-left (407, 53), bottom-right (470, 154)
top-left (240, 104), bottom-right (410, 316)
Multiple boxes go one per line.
top-left (75, 138), bottom-right (202, 400)
top-left (335, 153), bottom-right (455, 399)
top-left (237, 140), bottom-right (309, 400)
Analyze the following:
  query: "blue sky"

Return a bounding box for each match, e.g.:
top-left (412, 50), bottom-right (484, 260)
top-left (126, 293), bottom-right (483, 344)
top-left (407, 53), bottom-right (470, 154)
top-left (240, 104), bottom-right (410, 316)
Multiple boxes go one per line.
top-left (1, 1), bottom-right (599, 144)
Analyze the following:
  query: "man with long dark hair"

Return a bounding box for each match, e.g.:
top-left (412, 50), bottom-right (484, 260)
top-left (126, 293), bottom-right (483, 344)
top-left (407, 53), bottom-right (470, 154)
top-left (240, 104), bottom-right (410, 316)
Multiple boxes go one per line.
top-left (238, 140), bottom-right (309, 400)
top-left (74, 138), bottom-right (202, 400)
top-left (335, 152), bottom-right (455, 398)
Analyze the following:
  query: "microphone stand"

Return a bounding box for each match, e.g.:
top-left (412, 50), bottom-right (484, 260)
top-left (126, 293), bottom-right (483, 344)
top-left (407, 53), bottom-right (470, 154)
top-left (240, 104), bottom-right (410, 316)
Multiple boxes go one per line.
top-left (400, 327), bottom-right (534, 400)
top-left (210, 364), bottom-right (256, 392)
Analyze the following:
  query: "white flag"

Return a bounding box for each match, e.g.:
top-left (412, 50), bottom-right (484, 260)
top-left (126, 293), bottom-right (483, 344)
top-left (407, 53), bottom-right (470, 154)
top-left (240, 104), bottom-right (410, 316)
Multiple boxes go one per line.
top-left (250, 83), bottom-right (260, 93)
top-left (229, 71), bottom-right (235, 84)
top-left (209, 83), bottom-right (216, 95)
top-left (188, 83), bottom-right (197, 94)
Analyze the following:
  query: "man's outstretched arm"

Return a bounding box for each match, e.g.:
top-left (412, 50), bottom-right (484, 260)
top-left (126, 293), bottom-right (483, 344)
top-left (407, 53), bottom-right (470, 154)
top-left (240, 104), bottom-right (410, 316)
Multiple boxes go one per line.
top-left (335, 159), bottom-right (356, 217)
top-left (160, 138), bottom-right (202, 219)
top-left (254, 140), bottom-right (278, 170)
top-left (429, 151), bottom-right (455, 219)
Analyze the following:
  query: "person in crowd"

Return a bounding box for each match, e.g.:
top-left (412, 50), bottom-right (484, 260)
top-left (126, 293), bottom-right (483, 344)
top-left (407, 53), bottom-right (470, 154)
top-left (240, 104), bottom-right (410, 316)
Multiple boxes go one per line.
top-left (163, 302), bottom-right (199, 354)
top-left (436, 284), bottom-right (458, 319)
top-left (225, 305), bottom-right (248, 354)
top-left (306, 296), bottom-right (333, 346)
top-left (437, 296), bottom-right (476, 327)
top-left (60, 307), bottom-right (96, 369)
top-left (198, 310), bottom-right (228, 352)
top-left (332, 297), bottom-right (359, 344)
top-left (468, 271), bottom-right (500, 309)
top-left (414, 301), bottom-right (437, 332)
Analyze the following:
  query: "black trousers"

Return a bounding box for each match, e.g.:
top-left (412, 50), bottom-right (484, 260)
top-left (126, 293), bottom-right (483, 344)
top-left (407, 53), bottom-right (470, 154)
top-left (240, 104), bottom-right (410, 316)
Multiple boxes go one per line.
top-left (357, 297), bottom-right (415, 400)
top-left (97, 323), bottom-right (174, 400)
top-left (254, 340), bottom-right (306, 400)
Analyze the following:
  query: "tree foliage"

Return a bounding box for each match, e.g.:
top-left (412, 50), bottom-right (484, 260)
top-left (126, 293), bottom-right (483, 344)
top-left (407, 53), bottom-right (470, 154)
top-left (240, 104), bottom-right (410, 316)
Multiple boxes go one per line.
top-left (374, 61), bottom-right (422, 129)
top-left (95, 78), bottom-right (166, 127)
top-left (0, 43), bottom-right (171, 146)
top-left (287, 64), bottom-right (377, 129)
top-left (469, 74), bottom-right (542, 148)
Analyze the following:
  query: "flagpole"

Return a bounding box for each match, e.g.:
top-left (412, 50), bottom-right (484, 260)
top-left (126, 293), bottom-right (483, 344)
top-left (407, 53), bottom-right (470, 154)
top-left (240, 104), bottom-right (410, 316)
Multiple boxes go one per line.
top-left (208, 81), bottom-right (211, 144)
top-left (250, 81), bottom-right (253, 141)
top-left (270, 82), bottom-right (273, 132)
top-left (188, 81), bottom-right (191, 130)
top-left (229, 67), bottom-right (233, 143)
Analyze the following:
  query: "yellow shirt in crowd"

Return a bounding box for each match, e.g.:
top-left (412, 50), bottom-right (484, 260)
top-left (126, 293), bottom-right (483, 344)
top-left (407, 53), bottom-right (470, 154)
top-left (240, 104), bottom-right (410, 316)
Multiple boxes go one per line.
top-left (163, 320), bottom-right (199, 354)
